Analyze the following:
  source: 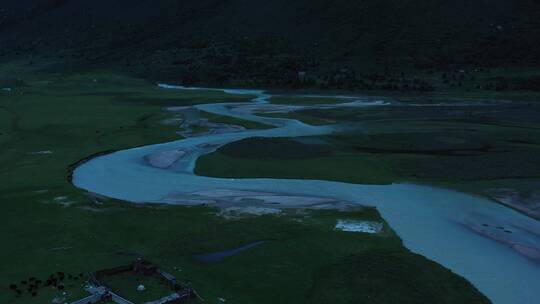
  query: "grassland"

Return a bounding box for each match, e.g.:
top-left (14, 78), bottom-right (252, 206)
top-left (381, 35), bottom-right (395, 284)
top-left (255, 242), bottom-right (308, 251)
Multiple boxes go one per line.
top-left (200, 111), bottom-right (271, 130)
top-left (270, 95), bottom-right (350, 105)
top-left (0, 62), bottom-right (491, 303)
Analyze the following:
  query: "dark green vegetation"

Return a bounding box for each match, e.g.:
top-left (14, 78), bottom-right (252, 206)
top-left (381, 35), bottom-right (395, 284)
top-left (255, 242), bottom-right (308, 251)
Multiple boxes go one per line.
top-left (0, 65), bottom-right (489, 303)
top-left (200, 111), bottom-right (271, 130)
top-left (216, 137), bottom-right (334, 160)
top-left (270, 95), bottom-right (350, 105)
top-left (309, 251), bottom-right (484, 304)
top-left (2, 1), bottom-right (540, 92)
top-left (197, 102), bottom-right (540, 214)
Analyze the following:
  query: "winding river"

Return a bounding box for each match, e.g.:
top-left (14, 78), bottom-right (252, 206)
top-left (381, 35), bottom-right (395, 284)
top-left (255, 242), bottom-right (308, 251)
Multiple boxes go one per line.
top-left (73, 85), bottom-right (540, 304)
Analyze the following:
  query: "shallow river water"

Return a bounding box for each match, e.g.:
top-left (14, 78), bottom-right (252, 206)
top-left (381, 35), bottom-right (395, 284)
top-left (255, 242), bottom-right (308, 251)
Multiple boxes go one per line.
top-left (73, 85), bottom-right (540, 304)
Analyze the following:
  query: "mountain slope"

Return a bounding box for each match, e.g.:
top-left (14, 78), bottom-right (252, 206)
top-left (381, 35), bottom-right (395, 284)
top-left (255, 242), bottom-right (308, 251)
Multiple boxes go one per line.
top-left (2, 0), bottom-right (540, 89)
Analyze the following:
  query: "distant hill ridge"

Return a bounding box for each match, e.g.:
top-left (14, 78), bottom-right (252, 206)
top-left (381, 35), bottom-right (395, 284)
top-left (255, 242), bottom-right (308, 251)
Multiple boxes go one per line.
top-left (1, 0), bottom-right (540, 89)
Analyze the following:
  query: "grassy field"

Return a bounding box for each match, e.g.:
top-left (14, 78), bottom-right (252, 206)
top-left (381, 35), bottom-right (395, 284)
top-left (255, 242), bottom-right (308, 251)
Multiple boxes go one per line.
top-left (270, 95), bottom-right (351, 105)
top-left (0, 62), bottom-right (490, 303)
top-left (200, 111), bottom-right (271, 130)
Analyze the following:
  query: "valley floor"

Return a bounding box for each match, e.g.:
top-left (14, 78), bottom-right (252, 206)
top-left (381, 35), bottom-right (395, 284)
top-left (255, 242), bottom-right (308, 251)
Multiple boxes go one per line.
top-left (3, 60), bottom-right (537, 303)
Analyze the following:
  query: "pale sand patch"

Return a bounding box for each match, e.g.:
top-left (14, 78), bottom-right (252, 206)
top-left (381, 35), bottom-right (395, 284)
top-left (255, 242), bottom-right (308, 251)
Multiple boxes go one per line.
top-left (144, 150), bottom-right (186, 169)
top-left (463, 216), bottom-right (540, 261)
top-left (191, 189), bottom-right (277, 198)
top-left (512, 244), bottom-right (540, 260)
top-left (182, 189), bottom-right (353, 208)
top-left (486, 188), bottom-right (540, 219)
top-left (335, 220), bottom-right (383, 233)
top-left (163, 189), bottom-right (354, 210)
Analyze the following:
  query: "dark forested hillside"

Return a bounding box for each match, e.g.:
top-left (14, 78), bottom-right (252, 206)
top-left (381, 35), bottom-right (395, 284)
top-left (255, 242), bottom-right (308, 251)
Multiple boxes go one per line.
top-left (2, 0), bottom-right (540, 90)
